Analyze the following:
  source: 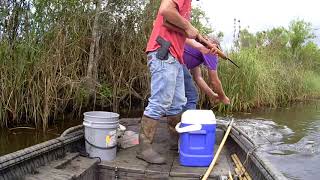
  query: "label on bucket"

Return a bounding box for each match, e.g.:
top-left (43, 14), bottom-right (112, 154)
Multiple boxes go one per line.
top-left (105, 130), bottom-right (117, 148)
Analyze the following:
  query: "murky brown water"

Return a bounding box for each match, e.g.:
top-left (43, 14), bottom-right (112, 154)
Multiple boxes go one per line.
top-left (1, 101), bottom-right (319, 179)
top-left (0, 110), bottom-right (139, 155)
top-left (0, 117), bottom-right (82, 156)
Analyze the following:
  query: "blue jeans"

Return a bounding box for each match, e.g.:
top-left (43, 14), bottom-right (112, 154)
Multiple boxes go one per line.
top-left (183, 65), bottom-right (198, 110)
top-left (144, 52), bottom-right (187, 120)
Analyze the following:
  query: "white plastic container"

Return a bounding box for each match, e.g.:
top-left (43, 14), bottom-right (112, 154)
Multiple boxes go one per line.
top-left (83, 111), bottom-right (119, 161)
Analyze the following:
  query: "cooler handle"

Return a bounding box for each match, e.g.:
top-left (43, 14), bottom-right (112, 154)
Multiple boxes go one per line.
top-left (188, 130), bottom-right (207, 134)
top-left (175, 122), bottom-right (202, 133)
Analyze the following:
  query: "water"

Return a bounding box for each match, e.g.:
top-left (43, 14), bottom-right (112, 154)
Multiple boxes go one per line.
top-left (233, 100), bottom-right (320, 180)
top-left (0, 117), bottom-right (81, 156)
top-left (0, 110), bottom-right (135, 155)
top-left (1, 101), bottom-right (319, 179)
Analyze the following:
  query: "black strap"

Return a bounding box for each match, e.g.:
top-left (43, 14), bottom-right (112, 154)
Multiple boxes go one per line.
top-left (85, 138), bottom-right (116, 150)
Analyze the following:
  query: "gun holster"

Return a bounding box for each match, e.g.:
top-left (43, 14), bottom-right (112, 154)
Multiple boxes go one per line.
top-left (156, 36), bottom-right (171, 60)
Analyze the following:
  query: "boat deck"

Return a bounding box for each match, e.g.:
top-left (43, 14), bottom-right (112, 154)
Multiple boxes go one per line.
top-left (98, 118), bottom-right (232, 179)
top-left (24, 118), bottom-right (233, 180)
top-left (98, 145), bottom-right (231, 180)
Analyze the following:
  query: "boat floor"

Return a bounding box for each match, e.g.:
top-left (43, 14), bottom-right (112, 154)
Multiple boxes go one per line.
top-left (99, 118), bottom-right (233, 179)
top-left (25, 118), bottom-right (234, 180)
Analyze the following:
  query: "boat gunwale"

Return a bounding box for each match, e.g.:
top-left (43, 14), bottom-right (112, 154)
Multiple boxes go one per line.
top-left (0, 130), bottom-right (83, 172)
top-left (224, 122), bottom-right (287, 180)
top-left (0, 119), bottom-right (287, 180)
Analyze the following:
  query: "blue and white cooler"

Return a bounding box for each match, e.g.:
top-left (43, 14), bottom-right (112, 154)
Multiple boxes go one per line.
top-left (175, 110), bottom-right (216, 167)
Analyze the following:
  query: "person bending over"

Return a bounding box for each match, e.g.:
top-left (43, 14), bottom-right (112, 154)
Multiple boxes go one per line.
top-left (183, 37), bottom-right (230, 110)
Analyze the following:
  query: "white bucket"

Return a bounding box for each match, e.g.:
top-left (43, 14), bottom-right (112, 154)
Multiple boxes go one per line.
top-left (83, 111), bottom-right (119, 161)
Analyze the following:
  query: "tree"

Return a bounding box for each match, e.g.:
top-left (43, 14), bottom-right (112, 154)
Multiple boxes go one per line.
top-left (289, 20), bottom-right (315, 54)
top-left (238, 29), bottom-right (256, 48)
top-left (191, 7), bottom-right (213, 35)
top-left (265, 27), bottom-right (289, 49)
top-left (86, 0), bottom-right (102, 99)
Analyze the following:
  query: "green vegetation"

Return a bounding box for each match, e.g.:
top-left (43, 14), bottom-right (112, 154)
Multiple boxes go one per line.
top-left (1, 1), bottom-right (319, 129)
top-left (214, 20), bottom-right (320, 112)
top-left (0, 0), bottom-right (157, 129)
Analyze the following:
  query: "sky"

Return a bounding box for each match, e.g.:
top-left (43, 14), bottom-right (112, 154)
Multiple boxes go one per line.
top-left (193, 0), bottom-right (320, 49)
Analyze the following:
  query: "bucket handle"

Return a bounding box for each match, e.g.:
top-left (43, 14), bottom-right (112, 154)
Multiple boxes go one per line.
top-left (175, 122), bottom-right (202, 133)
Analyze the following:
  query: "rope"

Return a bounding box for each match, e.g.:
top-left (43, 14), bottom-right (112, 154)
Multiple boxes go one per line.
top-left (79, 151), bottom-right (101, 163)
top-left (234, 139), bottom-right (276, 179)
top-left (233, 128), bottom-right (263, 179)
top-left (243, 145), bottom-right (260, 167)
top-left (84, 138), bottom-right (116, 150)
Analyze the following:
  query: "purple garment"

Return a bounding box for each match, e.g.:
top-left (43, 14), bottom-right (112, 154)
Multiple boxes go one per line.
top-left (183, 44), bottom-right (218, 70)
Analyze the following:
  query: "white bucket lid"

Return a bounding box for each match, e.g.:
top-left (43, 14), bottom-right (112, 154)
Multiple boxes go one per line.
top-left (181, 110), bottom-right (216, 125)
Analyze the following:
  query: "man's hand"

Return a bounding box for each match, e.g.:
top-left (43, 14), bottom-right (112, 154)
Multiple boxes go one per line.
top-left (199, 45), bottom-right (218, 54)
top-left (209, 93), bottom-right (219, 104)
top-left (208, 45), bottom-right (218, 55)
top-left (186, 37), bottom-right (218, 55)
top-left (185, 23), bottom-right (199, 39)
top-left (219, 95), bottom-right (230, 105)
top-left (196, 34), bottom-right (219, 55)
top-left (209, 94), bottom-right (230, 105)
top-left (186, 38), bottom-right (215, 55)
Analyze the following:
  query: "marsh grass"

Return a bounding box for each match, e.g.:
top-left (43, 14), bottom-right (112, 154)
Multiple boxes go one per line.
top-left (1, 1), bottom-right (319, 129)
top-left (209, 47), bottom-right (320, 112)
top-left (0, 0), bottom-right (157, 130)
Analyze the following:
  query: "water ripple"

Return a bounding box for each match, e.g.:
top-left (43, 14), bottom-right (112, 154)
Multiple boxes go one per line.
top-left (234, 119), bottom-right (320, 155)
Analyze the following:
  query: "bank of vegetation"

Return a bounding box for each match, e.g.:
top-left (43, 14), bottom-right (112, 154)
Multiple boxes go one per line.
top-left (1, 0), bottom-right (319, 129)
top-left (213, 21), bottom-right (320, 112)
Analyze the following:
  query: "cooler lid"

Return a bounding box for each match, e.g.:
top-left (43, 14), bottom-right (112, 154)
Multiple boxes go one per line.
top-left (181, 110), bottom-right (216, 124)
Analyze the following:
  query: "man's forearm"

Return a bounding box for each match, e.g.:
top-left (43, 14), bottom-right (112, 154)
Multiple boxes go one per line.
top-left (185, 38), bottom-right (210, 54)
top-left (163, 10), bottom-right (190, 30)
top-left (211, 80), bottom-right (226, 98)
top-left (208, 71), bottom-right (226, 98)
top-left (195, 77), bottom-right (216, 97)
top-left (163, 19), bottom-right (186, 35)
top-left (192, 68), bottom-right (218, 99)
top-left (195, 36), bottom-right (228, 59)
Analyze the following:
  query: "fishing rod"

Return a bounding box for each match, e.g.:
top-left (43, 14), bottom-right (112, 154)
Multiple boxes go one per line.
top-left (162, 19), bottom-right (240, 68)
top-left (195, 36), bottom-right (240, 68)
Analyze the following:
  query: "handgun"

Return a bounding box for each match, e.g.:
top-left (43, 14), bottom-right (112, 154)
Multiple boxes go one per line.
top-left (156, 36), bottom-right (171, 60)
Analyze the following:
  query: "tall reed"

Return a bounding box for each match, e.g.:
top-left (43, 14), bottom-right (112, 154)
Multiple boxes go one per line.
top-left (1, 1), bottom-right (319, 130)
top-left (0, 0), bottom-right (158, 130)
top-left (209, 47), bottom-right (320, 112)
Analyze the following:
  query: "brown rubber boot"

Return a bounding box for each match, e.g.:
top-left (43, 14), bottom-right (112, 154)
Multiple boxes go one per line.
top-left (167, 114), bottom-right (182, 151)
top-left (136, 115), bottom-right (166, 164)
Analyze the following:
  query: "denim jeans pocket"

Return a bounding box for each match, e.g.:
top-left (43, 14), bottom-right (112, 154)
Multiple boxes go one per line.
top-left (147, 58), bottom-right (162, 75)
top-left (147, 52), bottom-right (177, 75)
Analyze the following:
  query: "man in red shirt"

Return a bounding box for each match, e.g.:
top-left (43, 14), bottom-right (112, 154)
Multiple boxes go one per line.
top-left (137, 0), bottom-right (216, 164)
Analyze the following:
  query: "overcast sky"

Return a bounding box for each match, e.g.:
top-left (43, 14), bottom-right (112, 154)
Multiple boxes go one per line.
top-left (193, 0), bottom-right (320, 49)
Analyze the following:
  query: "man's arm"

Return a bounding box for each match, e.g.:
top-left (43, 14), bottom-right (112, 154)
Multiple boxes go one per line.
top-left (195, 36), bottom-right (230, 61)
top-left (208, 70), bottom-right (230, 104)
top-left (191, 67), bottom-right (218, 101)
top-left (159, 0), bottom-right (198, 38)
top-left (163, 19), bottom-right (187, 35)
top-left (185, 38), bottom-right (217, 54)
